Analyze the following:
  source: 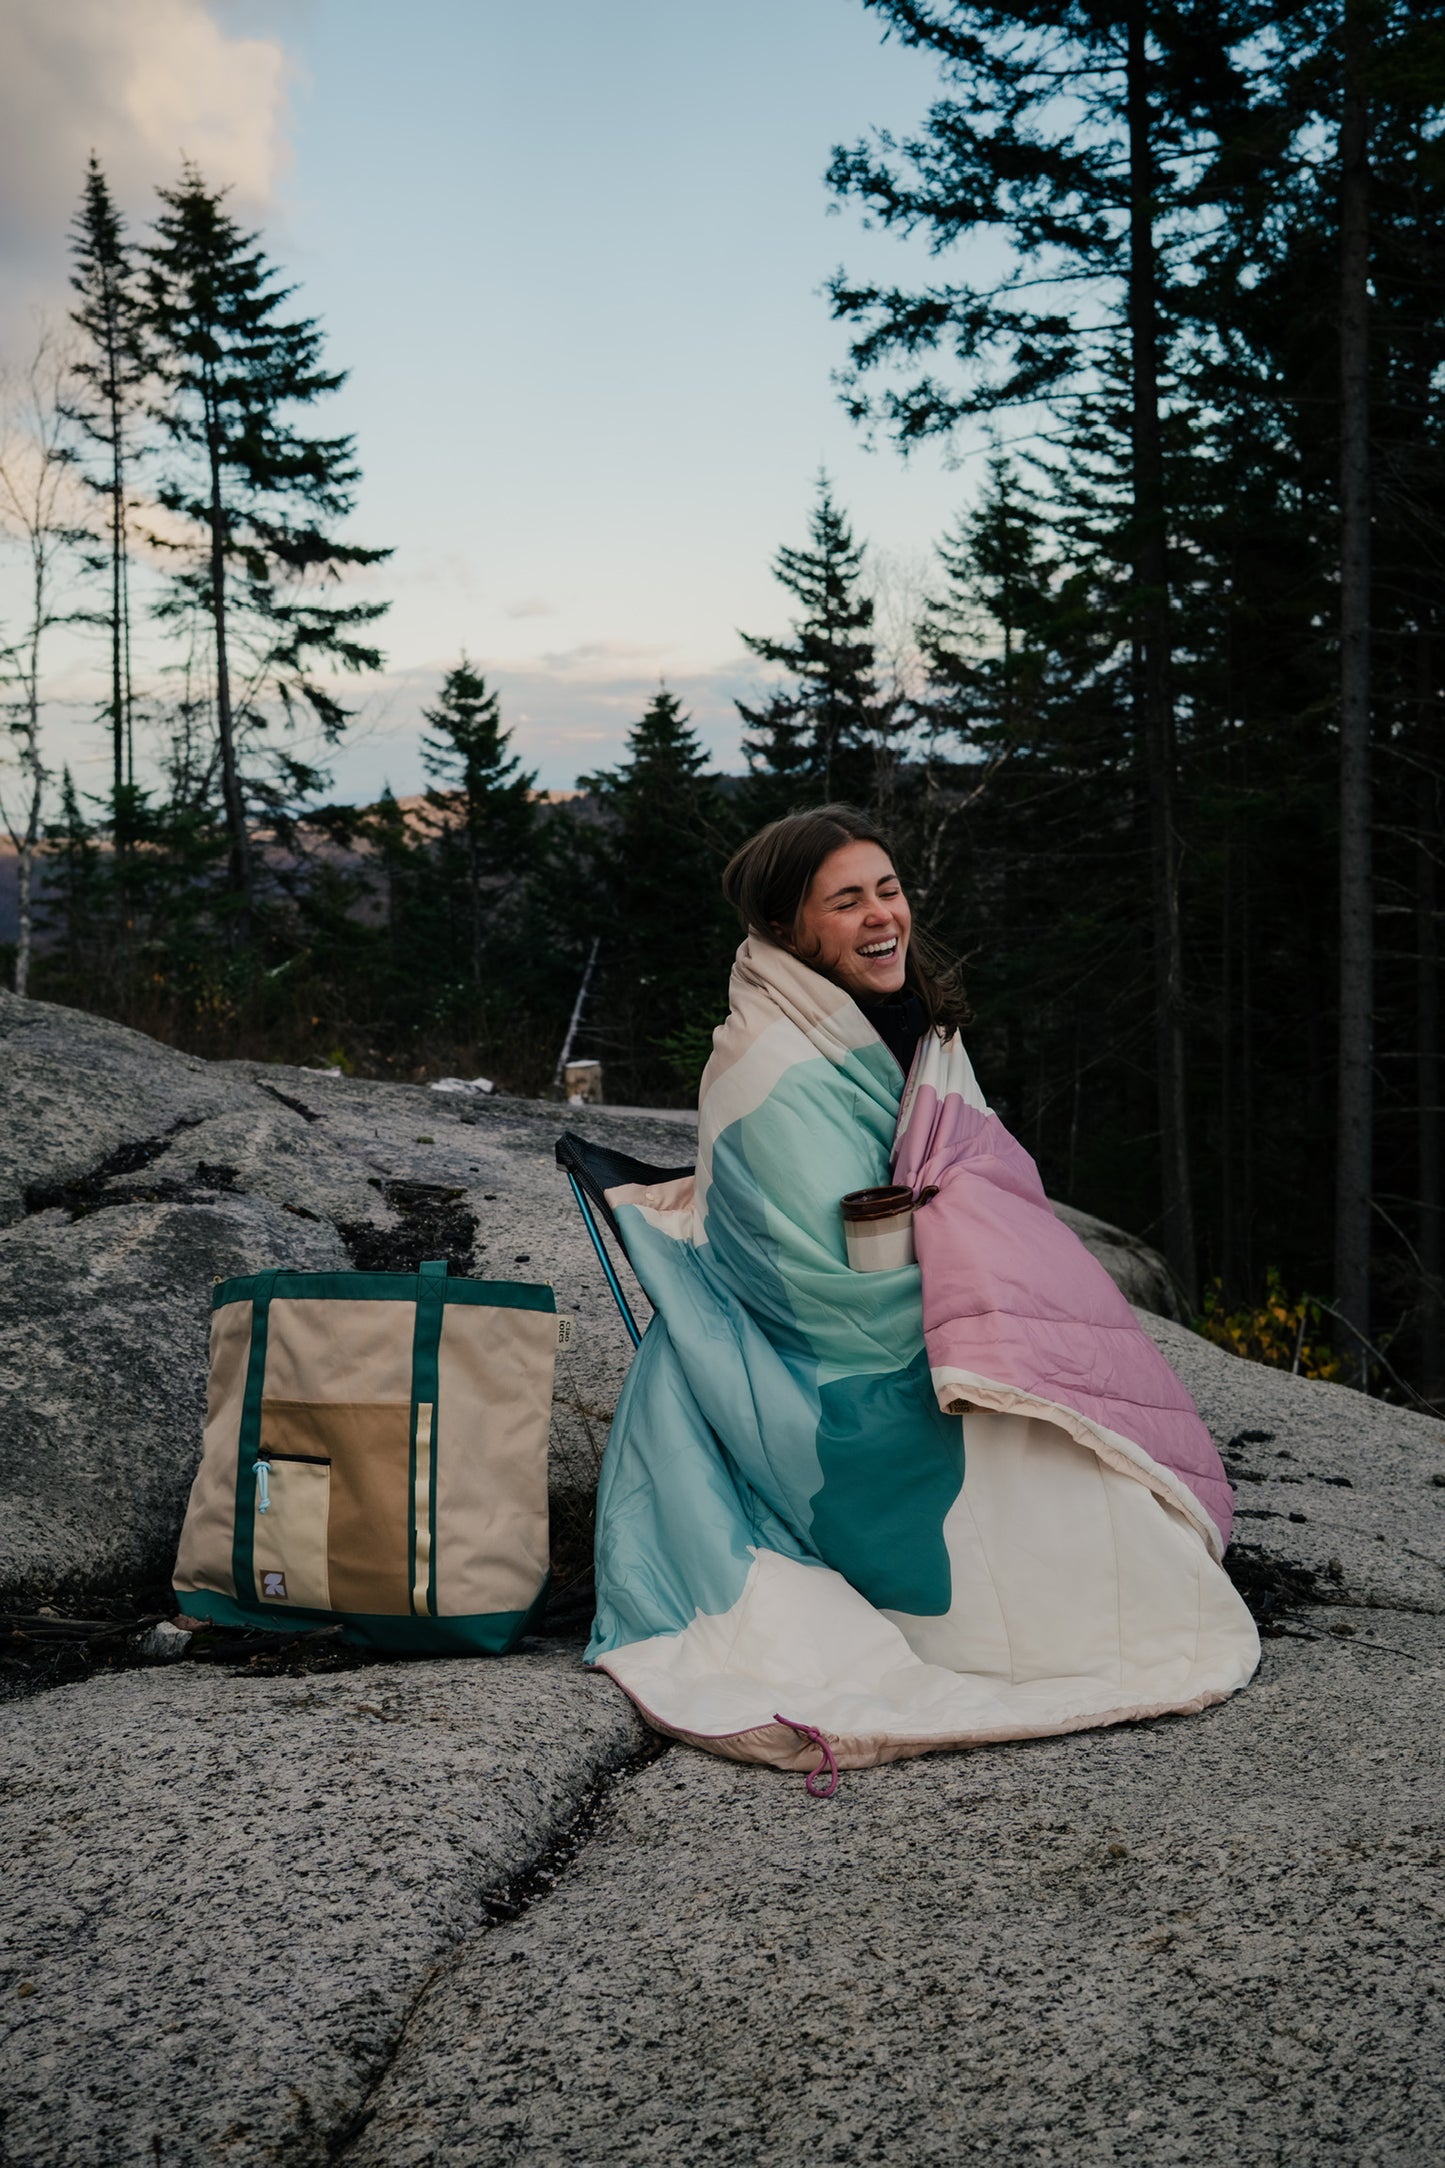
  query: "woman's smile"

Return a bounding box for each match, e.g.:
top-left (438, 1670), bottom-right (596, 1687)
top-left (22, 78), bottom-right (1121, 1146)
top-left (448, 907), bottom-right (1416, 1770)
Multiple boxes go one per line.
top-left (792, 838), bottom-right (912, 1000)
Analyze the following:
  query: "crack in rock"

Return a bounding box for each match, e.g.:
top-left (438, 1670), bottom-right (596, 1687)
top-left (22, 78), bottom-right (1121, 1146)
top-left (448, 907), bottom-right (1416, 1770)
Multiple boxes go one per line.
top-left (254, 1079), bottom-right (322, 1123)
top-left (327, 1733), bottom-right (669, 2163)
top-left (20, 1116), bottom-right (209, 1219)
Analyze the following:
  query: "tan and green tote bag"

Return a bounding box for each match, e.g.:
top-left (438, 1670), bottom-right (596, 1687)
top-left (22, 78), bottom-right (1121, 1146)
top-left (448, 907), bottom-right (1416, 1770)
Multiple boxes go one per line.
top-left (173, 1260), bottom-right (557, 1653)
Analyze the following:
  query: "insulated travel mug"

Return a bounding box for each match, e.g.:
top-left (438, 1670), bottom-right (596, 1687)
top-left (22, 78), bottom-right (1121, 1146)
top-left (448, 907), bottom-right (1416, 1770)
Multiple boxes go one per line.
top-left (840, 1184), bottom-right (916, 1271)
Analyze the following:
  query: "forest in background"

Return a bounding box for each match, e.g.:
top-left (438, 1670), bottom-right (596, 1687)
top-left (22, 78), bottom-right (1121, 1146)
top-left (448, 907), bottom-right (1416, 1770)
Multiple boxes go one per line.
top-left (2, 0), bottom-right (1443, 1409)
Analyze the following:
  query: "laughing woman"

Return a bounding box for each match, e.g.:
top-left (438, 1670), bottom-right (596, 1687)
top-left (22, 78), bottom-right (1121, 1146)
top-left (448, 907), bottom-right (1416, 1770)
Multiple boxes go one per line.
top-left (585, 805), bottom-right (1258, 1786)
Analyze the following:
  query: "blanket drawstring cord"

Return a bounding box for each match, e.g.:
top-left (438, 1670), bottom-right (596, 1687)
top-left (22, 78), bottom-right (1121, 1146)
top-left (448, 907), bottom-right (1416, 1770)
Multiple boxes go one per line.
top-left (774, 1714), bottom-right (840, 1799)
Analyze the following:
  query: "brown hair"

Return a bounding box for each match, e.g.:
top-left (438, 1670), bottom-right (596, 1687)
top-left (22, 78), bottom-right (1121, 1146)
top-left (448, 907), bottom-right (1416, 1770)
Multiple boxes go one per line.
top-left (721, 803), bottom-right (970, 1038)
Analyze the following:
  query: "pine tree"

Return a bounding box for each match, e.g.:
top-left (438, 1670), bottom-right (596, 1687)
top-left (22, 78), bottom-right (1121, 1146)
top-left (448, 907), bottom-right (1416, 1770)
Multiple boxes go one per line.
top-left (418, 659), bottom-right (536, 989)
top-left (825, 3), bottom-right (1275, 1300)
top-left (67, 155), bottom-right (146, 848)
top-left (140, 163), bottom-right (391, 921)
top-left (908, 431), bottom-right (1151, 1202)
top-left (362, 784), bottom-right (415, 967)
top-left (1174, 2), bottom-right (1445, 1377)
top-left (737, 476), bottom-right (895, 812)
top-left (582, 687), bottom-right (738, 1097)
top-left (42, 767), bottom-right (104, 983)
top-left (1331, 0), bottom-right (1376, 1380)
top-left (916, 452), bottom-right (1064, 759)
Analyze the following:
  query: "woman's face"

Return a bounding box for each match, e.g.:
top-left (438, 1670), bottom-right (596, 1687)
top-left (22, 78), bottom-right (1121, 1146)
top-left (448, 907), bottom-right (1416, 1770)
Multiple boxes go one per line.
top-left (790, 838), bottom-right (912, 1000)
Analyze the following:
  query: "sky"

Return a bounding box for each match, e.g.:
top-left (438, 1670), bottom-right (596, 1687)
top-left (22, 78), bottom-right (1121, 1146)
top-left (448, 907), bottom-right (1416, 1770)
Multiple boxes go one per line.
top-left (0, 0), bottom-right (984, 803)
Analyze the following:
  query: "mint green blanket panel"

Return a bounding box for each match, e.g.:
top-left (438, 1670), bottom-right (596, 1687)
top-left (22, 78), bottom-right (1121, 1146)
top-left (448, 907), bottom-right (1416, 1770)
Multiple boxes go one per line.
top-left (587, 1039), bottom-right (965, 1663)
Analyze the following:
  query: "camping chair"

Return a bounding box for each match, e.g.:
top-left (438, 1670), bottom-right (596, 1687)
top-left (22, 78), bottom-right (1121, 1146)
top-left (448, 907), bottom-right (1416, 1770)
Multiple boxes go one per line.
top-left (555, 1131), bottom-right (695, 1348)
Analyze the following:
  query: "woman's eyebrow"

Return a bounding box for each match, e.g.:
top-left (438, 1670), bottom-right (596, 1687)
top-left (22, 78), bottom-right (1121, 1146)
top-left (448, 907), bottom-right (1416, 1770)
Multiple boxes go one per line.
top-left (822, 874), bottom-right (898, 903)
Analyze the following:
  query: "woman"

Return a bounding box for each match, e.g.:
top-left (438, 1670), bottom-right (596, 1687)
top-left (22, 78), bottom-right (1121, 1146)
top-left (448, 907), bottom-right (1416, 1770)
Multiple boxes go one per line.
top-left (586, 806), bottom-right (1258, 1786)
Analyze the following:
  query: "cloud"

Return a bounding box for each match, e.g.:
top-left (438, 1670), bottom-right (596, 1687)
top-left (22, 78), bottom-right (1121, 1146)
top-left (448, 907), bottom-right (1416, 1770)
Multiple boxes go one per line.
top-left (536, 638), bottom-right (673, 677)
top-left (322, 652), bottom-right (769, 801)
top-left (14, 638), bottom-right (771, 816)
top-left (0, 0), bottom-right (292, 345)
top-left (503, 596), bottom-right (557, 621)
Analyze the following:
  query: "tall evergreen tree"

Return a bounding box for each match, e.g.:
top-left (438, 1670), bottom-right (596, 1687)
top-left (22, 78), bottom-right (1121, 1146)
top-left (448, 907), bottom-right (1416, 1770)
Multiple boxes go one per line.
top-left (916, 452), bottom-right (1065, 758)
top-left (825, 2), bottom-right (1272, 1300)
top-left (737, 476), bottom-right (894, 812)
top-left (41, 766), bottom-right (105, 982)
top-left (582, 687), bottom-right (738, 1097)
top-left (67, 155), bottom-right (146, 846)
top-left (1246, 0), bottom-right (1445, 1375)
top-left (910, 433), bottom-right (1153, 1201)
top-left (1176, 0), bottom-right (1445, 1375)
top-left (361, 782), bottom-right (421, 989)
top-left (140, 164), bottom-right (391, 920)
top-left (1324, 0), bottom-right (1378, 1380)
top-left (419, 658), bottom-right (536, 989)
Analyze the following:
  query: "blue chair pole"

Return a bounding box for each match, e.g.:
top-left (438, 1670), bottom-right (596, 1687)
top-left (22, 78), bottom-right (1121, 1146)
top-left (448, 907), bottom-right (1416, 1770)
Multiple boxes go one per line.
top-left (565, 1170), bottom-right (643, 1349)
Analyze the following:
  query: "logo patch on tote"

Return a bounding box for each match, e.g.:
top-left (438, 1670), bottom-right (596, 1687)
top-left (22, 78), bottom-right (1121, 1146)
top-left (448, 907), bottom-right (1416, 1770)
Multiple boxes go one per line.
top-left (261, 1571), bottom-right (288, 1600)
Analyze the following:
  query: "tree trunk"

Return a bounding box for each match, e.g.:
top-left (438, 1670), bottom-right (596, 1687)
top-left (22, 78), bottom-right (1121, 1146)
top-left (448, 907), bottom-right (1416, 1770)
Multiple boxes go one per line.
top-left (123, 541), bottom-right (134, 790)
top-left (1221, 822), bottom-right (1234, 1293)
top-left (468, 814), bottom-right (483, 990)
top-left (207, 394), bottom-right (251, 919)
top-left (14, 611), bottom-right (45, 1000)
top-left (111, 433), bottom-right (124, 839)
top-left (1418, 636), bottom-right (1442, 1401)
top-left (1240, 828), bottom-right (1254, 1290)
top-left (1334, 0), bottom-right (1373, 1382)
top-left (107, 300), bottom-right (126, 855)
top-left (1126, 4), bottom-right (1196, 1306)
top-left (15, 824), bottom-right (33, 997)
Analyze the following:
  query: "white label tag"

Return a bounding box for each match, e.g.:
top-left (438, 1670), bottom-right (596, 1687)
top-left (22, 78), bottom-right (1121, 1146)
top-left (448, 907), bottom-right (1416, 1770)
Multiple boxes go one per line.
top-left (556, 1315), bottom-right (575, 1350)
top-left (261, 1571), bottom-right (288, 1600)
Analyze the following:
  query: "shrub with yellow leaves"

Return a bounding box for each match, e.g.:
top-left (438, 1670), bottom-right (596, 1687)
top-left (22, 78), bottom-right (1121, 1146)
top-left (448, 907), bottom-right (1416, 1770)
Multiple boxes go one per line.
top-left (1195, 1268), bottom-right (1346, 1382)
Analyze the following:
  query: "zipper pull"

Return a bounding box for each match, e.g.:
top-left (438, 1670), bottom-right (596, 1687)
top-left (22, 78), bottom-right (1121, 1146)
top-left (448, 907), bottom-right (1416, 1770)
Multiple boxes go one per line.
top-left (255, 1459), bottom-right (271, 1515)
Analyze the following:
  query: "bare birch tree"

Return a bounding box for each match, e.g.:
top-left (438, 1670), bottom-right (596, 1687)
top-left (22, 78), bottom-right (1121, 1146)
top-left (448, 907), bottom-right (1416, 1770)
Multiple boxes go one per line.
top-left (0, 324), bottom-right (83, 996)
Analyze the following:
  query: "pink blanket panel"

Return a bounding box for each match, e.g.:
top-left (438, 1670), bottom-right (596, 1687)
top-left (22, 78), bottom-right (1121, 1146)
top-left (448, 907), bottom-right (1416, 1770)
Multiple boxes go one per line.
top-left (895, 1083), bottom-right (1234, 1548)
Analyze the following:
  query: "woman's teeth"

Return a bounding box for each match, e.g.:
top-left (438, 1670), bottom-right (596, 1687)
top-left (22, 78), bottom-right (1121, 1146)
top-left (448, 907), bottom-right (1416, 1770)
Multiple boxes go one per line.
top-left (858, 939), bottom-right (897, 958)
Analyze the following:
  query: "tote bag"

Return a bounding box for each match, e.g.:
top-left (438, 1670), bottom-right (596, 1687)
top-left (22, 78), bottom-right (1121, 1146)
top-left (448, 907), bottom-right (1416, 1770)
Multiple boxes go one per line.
top-left (174, 1259), bottom-right (557, 1653)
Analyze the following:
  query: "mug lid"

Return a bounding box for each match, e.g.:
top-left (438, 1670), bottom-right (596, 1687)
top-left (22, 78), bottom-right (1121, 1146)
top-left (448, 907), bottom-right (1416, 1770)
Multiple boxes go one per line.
top-left (840, 1184), bottom-right (914, 1222)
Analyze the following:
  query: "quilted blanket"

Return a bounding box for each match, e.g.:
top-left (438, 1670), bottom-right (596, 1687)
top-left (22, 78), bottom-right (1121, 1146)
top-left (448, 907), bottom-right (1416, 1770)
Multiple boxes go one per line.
top-left (586, 937), bottom-right (1259, 1775)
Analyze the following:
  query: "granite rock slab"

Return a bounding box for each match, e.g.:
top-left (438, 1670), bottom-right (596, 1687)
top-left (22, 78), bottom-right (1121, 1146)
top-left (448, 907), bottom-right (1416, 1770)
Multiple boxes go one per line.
top-left (0, 1648), bottom-right (647, 2168)
top-left (5, 999), bottom-right (1445, 2164)
top-left (0, 995), bottom-right (685, 1608)
top-left (0, 1196), bottom-right (347, 1606)
top-left (0, 992), bottom-right (254, 1228)
top-left (0, 990), bottom-right (1193, 1609)
top-left (1053, 1199), bottom-right (1184, 1321)
top-left (342, 1611), bottom-right (1445, 2168)
top-left (1143, 1311), bottom-right (1445, 1615)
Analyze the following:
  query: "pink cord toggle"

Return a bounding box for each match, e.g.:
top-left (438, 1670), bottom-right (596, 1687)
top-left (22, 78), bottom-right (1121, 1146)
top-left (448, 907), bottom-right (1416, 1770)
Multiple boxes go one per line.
top-left (774, 1713), bottom-right (840, 1799)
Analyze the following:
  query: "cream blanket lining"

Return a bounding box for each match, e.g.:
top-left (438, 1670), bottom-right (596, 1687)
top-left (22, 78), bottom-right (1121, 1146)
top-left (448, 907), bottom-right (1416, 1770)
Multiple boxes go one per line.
top-left (596, 1408), bottom-right (1258, 1769)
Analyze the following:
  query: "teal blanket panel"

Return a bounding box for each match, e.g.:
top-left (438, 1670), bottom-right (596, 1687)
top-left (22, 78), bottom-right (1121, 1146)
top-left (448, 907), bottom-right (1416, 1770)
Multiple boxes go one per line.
top-left (586, 1042), bottom-right (965, 1664)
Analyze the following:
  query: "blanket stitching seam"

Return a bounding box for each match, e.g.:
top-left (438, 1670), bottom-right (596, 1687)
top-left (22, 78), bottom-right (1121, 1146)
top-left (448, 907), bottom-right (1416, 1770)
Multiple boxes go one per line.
top-left (956, 1463), bottom-right (1016, 1687)
top-left (1097, 1450), bottom-right (1126, 1692)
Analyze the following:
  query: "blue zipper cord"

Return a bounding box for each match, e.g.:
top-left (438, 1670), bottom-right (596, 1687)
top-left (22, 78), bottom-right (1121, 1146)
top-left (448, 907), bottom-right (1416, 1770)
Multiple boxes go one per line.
top-left (565, 1171), bottom-right (642, 1349)
top-left (254, 1459), bottom-right (271, 1514)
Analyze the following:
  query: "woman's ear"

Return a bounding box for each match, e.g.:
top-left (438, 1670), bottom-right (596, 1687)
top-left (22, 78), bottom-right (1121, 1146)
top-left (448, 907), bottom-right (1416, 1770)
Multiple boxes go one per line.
top-left (769, 920), bottom-right (795, 953)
